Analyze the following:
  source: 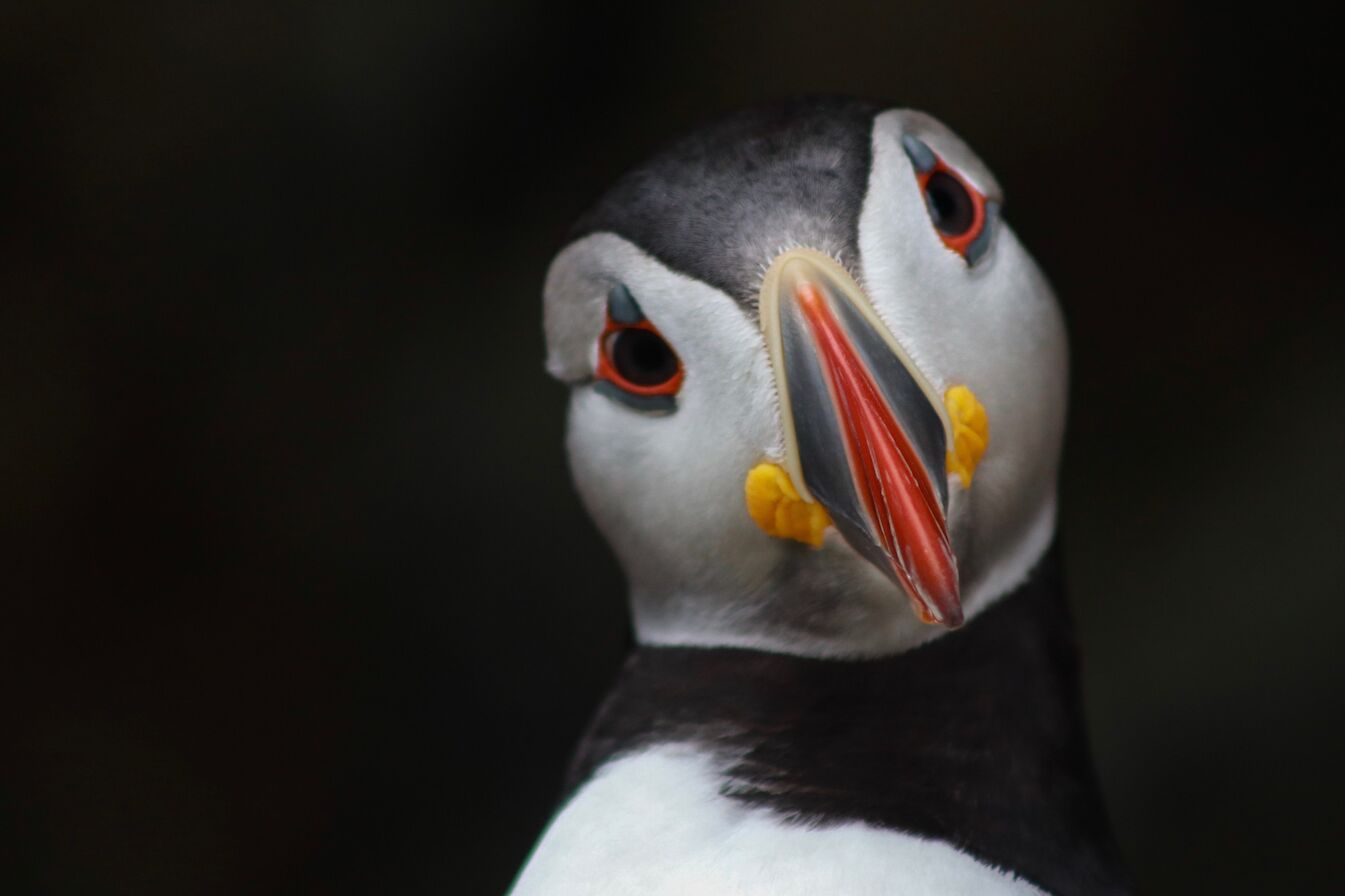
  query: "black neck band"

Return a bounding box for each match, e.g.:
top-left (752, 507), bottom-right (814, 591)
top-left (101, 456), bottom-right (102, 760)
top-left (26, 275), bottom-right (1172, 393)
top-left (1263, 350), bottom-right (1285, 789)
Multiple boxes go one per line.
top-left (565, 545), bottom-right (1130, 896)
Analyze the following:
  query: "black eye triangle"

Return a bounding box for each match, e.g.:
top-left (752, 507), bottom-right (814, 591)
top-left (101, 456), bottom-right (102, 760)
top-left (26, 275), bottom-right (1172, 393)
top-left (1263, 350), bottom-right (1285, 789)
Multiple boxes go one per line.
top-left (901, 135), bottom-right (937, 174)
top-left (607, 284), bottom-right (646, 324)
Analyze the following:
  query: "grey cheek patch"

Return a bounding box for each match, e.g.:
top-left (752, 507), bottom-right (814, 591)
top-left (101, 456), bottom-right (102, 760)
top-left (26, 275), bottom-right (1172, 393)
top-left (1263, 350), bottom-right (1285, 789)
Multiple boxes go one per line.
top-left (901, 135), bottom-right (937, 174)
top-left (593, 379), bottom-right (676, 415)
top-left (607, 283), bottom-right (646, 324)
top-left (965, 201), bottom-right (999, 266)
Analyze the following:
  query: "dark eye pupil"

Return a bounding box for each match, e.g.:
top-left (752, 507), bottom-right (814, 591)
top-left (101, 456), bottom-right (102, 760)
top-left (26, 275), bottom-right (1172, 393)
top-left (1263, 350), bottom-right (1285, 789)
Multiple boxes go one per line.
top-left (925, 171), bottom-right (975, 236)
top-left (611, 328), bottom-right (677, 386)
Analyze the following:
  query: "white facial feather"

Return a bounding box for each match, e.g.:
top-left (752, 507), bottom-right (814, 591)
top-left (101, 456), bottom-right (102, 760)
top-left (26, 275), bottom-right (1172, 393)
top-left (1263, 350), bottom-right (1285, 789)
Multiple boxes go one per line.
top-left (547, 234), bottom-right (783, 623)
top-left (543, 109), bottom-right (1067, 658)
top-left (859, 110), bottom-right (1067, 624)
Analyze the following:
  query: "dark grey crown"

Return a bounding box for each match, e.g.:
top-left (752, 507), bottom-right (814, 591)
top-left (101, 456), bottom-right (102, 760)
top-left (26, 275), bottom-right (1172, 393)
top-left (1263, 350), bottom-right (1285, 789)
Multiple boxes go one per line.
top-left (573, 97), bottom-right (882, 308)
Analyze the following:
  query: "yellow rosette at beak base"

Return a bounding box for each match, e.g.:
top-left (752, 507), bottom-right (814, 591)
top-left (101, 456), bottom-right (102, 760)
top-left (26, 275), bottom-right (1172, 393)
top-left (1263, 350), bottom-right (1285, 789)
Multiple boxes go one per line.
top-left (744, 463), bottom-right (831, 548)
top-left (944, 385), bottom-right (989, 488)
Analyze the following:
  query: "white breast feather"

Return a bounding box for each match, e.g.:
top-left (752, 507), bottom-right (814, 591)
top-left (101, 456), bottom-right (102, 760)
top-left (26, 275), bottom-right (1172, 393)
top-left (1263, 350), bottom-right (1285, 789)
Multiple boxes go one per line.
top-left (509, 745), bottom-right (1046, 896)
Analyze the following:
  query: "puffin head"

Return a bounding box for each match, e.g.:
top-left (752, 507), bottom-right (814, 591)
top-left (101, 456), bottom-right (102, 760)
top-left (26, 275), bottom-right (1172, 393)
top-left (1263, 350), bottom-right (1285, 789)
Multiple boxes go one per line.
top-left (543, 99), bottom-right (1067, 657)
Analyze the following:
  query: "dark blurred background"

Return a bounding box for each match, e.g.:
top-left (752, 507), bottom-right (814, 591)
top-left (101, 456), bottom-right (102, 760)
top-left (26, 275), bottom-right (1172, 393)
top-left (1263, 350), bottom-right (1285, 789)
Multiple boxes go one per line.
top-left (3, 2), bottom-right (1342, 893)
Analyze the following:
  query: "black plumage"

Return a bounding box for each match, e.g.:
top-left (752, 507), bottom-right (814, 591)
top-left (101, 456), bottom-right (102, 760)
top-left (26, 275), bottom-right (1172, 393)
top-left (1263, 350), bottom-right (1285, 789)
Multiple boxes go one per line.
top-left (573, 97), bottom-right (879, 308)
top-left (565, 545), bottom-right (1131, 896)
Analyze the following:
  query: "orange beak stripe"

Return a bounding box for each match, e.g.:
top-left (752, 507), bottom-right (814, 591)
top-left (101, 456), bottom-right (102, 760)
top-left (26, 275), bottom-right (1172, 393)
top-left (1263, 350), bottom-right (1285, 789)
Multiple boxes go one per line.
top-left (794, 281), bottom-right (962, 627)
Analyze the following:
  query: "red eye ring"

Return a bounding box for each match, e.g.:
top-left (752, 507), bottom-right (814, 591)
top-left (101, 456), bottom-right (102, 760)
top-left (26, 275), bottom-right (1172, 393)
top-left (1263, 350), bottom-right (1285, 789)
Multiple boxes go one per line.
top-left (915, 159), bottom-right (988, 259)
top-left (596, 315), bottom-right (684, 397)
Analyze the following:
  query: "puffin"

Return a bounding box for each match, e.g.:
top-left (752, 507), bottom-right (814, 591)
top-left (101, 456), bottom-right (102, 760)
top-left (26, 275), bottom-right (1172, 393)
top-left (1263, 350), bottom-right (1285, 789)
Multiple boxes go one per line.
top-left (510, 98), bottom-right (1130, 896)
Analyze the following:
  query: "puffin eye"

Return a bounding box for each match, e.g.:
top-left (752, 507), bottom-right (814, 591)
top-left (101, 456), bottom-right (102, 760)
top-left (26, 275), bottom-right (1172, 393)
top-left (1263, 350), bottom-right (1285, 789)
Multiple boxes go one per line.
top-left (607, 328), bottom-right (679, 388)
top-left (594, 284), bottom-right (684, 413)
top-left (902, 135), bottom-right (999, 265)
top-left (925, 171), bottom-right (975, 237)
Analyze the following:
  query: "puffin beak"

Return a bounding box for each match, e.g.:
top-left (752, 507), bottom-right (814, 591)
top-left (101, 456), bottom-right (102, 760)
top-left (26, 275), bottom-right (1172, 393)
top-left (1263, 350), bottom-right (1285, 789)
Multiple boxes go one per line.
top-left (759, 249), bottom-right (962, 627)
